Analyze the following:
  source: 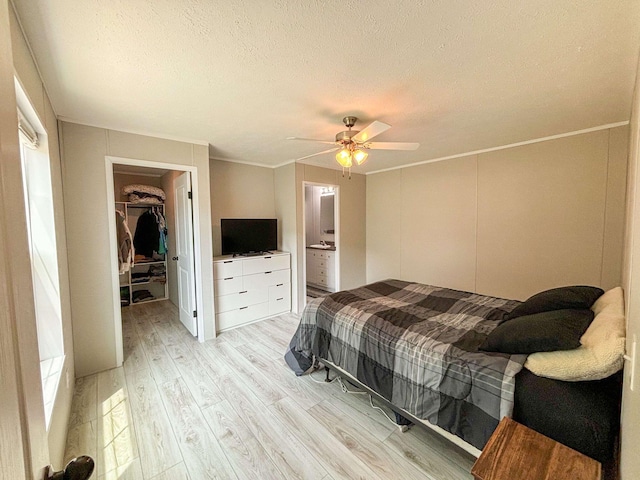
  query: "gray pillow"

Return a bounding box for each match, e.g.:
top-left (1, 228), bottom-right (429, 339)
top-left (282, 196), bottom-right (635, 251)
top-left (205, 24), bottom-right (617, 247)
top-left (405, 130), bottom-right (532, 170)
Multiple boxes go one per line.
top-left (505, 286), bottom-right (603, 321)
top-left (480, 309), bottom-right (595, 354)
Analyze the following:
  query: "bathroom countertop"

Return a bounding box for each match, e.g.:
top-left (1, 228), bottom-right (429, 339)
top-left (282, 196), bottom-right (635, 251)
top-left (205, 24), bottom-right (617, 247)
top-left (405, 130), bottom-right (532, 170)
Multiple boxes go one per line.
top-left (306, 245), bottom-right (336, 251)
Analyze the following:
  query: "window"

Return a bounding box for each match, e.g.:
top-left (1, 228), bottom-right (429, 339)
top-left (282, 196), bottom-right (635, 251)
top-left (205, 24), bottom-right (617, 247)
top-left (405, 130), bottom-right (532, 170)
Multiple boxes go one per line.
top-left (17, 87), bottom-right (64, 429)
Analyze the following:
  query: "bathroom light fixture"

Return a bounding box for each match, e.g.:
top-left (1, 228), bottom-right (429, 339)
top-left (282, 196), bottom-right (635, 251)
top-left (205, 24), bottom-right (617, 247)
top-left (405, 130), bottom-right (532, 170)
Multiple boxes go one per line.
top-left (320, 186), bottom-right (335, 196)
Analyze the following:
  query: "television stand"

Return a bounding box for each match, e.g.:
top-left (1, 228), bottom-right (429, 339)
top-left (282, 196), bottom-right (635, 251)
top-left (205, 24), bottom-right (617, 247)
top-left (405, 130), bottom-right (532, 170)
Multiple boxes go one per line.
top-left (235, 251), bottom-right (273, 257)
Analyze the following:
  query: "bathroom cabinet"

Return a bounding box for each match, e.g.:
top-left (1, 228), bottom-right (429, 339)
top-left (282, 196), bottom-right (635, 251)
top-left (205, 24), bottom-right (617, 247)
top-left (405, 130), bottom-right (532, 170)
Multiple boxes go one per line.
top-left (306, 248), bottom-right (336, 292)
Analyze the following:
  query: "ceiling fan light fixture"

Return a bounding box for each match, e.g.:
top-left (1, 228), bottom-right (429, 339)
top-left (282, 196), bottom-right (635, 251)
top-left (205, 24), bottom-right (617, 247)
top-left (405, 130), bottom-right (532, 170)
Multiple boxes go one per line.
top-left (353, 149), bottom-right (368, 165)
top-left (336, 148), bottom-right (352, 167)
top-left (289, 116), bottom-right (419, 177)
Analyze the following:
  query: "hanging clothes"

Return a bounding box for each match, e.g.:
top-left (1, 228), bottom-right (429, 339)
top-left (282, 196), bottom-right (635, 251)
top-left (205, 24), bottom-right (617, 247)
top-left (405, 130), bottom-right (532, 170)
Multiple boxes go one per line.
top-left (116, 209), bottom-right (134, 273)
top-left (151, 206), bottom-right (168, 254)
top-left (134, 210), bottom-right (161, 258)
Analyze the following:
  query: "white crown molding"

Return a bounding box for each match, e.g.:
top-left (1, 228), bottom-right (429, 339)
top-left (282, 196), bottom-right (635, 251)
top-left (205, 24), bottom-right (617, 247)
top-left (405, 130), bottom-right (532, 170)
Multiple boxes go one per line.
top-left (209, 156), bottom-right (298, 170)
top-left (59, 118), bottom-right (630, 173)
top-left (272, 159), bottom-right (297, 169)
top-left (366, 121), bottom-right (630, 175)
top-left (209, 156), bottom-right (278, 169)
top-left (57, 116), bottom-right (210, 146)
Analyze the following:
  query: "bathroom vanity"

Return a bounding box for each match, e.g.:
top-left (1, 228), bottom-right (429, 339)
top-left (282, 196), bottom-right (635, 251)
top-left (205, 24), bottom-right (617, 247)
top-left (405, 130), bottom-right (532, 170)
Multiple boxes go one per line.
top-left (306, 246), bottom-right (336, 292)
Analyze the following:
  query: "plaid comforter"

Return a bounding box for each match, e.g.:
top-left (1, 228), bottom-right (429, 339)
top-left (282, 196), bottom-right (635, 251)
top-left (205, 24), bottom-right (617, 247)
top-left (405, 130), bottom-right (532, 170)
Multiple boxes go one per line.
top-left (285, 280), bottom-right (527, 449)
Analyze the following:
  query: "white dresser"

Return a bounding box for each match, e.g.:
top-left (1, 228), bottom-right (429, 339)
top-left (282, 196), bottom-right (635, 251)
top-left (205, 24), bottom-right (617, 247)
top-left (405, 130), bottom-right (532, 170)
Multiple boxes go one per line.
top-left (306, 248), bottom-right (336, 292)
top-left (213, 252), bottom-right (291, 331)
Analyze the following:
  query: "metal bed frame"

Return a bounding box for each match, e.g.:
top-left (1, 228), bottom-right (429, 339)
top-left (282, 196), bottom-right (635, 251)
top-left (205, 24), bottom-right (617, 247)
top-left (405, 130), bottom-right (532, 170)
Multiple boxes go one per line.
top-left (319, 358), bottom-right (482, 459)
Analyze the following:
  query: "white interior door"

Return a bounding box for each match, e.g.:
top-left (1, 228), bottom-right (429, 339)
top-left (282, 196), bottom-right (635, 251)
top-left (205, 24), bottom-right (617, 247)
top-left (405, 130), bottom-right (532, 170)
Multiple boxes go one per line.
top-left (174, 172), bottom-right (197, 336)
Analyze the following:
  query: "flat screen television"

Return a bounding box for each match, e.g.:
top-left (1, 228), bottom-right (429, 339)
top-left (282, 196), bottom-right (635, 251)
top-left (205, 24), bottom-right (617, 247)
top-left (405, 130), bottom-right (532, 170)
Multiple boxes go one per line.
top-left (221, 218), bottom-right (277, 256)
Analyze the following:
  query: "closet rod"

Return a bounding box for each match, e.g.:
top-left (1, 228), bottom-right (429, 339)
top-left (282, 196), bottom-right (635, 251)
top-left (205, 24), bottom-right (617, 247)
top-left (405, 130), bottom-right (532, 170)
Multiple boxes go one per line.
top-left (119, 203), bottom-right (164, 208)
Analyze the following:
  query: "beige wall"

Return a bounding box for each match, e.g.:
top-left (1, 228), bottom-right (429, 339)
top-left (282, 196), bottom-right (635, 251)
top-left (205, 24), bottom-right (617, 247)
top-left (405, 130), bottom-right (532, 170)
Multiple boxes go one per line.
top-left (207, 159), bottom-right (368, 318)
top-left (209, 159), bottom-right (276, 256)
top-left (620, 54), bottom-right (640, 480)
top-left (367, 126), bottom-right (628, 300)
top-left (9, 3), bottom-right (75, 471)
top-left (274, 163), bottom-right (299, 311)
top-left (61, 122), bottom-right (214, 376)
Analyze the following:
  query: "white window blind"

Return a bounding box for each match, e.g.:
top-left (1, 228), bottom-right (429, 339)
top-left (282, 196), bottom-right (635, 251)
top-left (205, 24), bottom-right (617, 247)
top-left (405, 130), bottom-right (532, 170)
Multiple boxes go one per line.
top-left (17, 108), bottom-right (39, 149)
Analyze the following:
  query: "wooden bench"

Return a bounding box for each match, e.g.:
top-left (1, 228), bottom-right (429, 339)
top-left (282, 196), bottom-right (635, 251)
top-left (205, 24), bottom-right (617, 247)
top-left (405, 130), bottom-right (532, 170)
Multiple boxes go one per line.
top-left (471, 417), bottom-right (601, 480)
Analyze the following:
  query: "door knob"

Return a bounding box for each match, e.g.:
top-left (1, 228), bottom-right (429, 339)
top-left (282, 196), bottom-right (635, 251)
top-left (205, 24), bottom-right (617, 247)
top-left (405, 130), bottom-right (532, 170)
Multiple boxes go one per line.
top-left (172, 256), bottom-right (178, 261)
top-left (45, 456), bottom-right (95, 480)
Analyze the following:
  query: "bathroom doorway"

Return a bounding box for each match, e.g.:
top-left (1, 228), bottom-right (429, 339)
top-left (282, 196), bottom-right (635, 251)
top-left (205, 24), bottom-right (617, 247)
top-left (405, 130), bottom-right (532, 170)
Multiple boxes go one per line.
top-left (303, 182), bottom-right (340, 305)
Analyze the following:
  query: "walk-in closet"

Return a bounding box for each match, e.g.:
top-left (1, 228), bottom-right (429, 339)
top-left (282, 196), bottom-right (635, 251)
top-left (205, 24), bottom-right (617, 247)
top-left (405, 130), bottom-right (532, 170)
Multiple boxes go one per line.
top-left (112, 164), bottom-right (199, 338)
top-left (115, 168), bottom-right (169, 305)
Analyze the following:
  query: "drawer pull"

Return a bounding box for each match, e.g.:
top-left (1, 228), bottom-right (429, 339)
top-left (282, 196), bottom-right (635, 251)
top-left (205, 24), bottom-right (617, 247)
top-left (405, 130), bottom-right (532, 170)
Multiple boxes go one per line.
top-left (223, 277), bottom-right (233, 280)
top-left (276, 283), bottom-right (283, 286)
top-left (239, 291), bottom-right (248, 294)
top-left (239, 306), bottom-right (248, 310)
top-left (264, 256), bottom-right (272, 259)
top-left (276, 297), bottom-right (284, 301)
top-left (223, 260), bottom-right (233, 263)
top-left (265, 271), bottom-right (272, 274)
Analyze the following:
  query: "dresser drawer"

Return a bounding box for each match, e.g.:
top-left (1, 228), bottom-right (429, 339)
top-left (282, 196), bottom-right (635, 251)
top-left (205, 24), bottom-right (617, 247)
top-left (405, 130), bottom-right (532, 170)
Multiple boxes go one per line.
top-left (213, 259), bottom-right (243, 279)
top-left (243, 269), bottom-right (289, 290)
top-left (216, 302), bottom-right (269, 331)
top-left (242, 255), bottom-right (290, 275)
top-left (214, 276), bottom-right (242, 296)
top-left (316, 276), bottom-right (328, 287)
top-left (215, 289), bottom-right (268, 313)
top-left (316, 259), bottom-right (327, 268)
top-left (268, 283), bottom-right (289, 303)
top-left (269, 284), bottom-right (291, 315)
top-left (317, 268), bottom-right (327, 278)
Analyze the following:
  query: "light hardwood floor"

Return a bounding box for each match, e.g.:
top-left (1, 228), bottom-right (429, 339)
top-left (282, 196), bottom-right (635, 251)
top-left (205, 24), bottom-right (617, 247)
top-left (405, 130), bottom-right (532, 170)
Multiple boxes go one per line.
top-left (64, 301), bottom-right (475, 479)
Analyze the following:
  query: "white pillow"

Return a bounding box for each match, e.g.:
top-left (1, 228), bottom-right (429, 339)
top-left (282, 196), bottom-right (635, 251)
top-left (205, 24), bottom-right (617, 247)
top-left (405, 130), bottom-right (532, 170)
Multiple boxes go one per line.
top-left (524, 287), bottom-right (625, 381)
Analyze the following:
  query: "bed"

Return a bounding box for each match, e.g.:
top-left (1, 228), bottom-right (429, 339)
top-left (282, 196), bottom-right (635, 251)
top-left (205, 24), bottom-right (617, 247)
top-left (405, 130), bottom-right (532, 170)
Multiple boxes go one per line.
top-left (285, 280), bottom-right (624, 464)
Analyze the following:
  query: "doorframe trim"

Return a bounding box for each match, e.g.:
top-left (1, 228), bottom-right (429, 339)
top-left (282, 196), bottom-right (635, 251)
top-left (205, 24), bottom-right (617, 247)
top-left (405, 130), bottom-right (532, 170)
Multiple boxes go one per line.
top-left (301, 181), bottom-right (340, 309)
top-left (105, 156), bottom-right (206, 366)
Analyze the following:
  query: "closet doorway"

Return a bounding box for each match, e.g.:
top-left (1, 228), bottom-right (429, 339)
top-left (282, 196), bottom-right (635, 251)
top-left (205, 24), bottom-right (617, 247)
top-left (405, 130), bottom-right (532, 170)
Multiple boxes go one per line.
top-left (303, 182), bottom-right (340, 306)
top-left (107, 157), bottom-right (204, 366)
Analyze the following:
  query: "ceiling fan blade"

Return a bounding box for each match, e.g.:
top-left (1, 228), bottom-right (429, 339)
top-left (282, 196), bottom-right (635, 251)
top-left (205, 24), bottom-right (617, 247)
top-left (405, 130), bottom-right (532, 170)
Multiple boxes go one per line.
top-left (287, 137), bottom-right (337, 145)
top-left (365, 141), bottom-right (420, 151)
top-left (352, 120), bottom-right (391, 143)
top-left (294, 147), bottom-right (339, 161)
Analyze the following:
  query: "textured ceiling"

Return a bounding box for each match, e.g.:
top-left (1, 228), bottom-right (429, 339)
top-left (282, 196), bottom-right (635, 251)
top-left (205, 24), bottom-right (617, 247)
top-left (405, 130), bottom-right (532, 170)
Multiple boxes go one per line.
top-left (12, 0), bottom-right (640, 173)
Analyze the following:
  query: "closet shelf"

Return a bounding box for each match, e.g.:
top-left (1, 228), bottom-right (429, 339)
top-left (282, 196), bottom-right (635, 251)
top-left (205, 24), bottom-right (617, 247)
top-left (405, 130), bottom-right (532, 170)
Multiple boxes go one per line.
top-left (134, 260), bottom-right (165, 266)
top-left (125, 203), bottom-right (165, 208)
top-left (131, 280), bottom-right (166, 286)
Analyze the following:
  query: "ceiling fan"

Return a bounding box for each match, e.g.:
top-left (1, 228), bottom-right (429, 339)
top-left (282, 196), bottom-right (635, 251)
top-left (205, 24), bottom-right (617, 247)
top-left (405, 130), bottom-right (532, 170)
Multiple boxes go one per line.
top-left (287, 116), bottom-right (419, 176)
